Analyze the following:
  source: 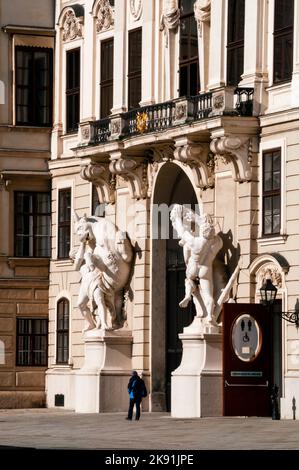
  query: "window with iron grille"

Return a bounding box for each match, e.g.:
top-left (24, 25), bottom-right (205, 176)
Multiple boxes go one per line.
top-left (179, 0), bottom-right (199, 96)
top-left (128, 28), bottom-right (142, 109)
top-left (56, 299), bottom-right (69, 364)
top-left (15, 192), bottom-right (51, 257)
top-left (100, 38), bottom-right (114, 118)
top-left (262, 149), bottom-right (281, 236)
top-left (66, 48), bottom-right (80, 133)
top-left (58, 188), bottom-right (71, 259)
top-left (273, 0), bottom-right (294, 84)
top-left (16, 318), bottom-right (48, 366)
top-left (226, 0), bottom-right (245, 86)
top-left (15, 46), bottom-right (53, 127)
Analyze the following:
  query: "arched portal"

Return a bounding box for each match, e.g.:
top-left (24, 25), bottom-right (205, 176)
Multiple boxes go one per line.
top-left (151, 163), bottom-right (199, 411)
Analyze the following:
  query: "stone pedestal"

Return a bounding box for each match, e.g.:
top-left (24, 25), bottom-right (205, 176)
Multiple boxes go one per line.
top-left (171, 318), bottom-right (222, 418)
top-left (75, 329), bottom-right (132, 413)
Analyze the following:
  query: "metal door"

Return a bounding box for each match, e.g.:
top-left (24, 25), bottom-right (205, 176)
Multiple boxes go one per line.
top-left (223, 303), bottom-right (272, 416)
top-left (165, 240), bottom-right (194, 411)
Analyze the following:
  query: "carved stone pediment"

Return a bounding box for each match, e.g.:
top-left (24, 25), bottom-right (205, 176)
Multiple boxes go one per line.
top-left (93, 0), bottom-right (114, 32)
top-left (210, 135), bottom-right (256, 183)
top-left (174, 140), bottom-right (214, 189)
top-left (109, 157), bottom-right (148, 200)
top-left (60, 7), bottom-right (84, 42)
top-left (257, 265), bottom-right (282, 290)
top-left (80, 163), bottom-right (115, 204)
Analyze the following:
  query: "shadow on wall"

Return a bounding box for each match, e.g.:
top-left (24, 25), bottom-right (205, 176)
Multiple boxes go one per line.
top-left (292, 396), bottom-right (296, 420)
top-left (218, 229), bottom-right (241, 277)
top-left (0, 340), bottom-right (5, 365)
top-left (0, 81), bottom-right (5, 104)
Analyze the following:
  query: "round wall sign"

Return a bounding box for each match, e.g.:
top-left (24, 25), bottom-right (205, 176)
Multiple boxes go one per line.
top-left (231, 314), bottom-right (262, 362)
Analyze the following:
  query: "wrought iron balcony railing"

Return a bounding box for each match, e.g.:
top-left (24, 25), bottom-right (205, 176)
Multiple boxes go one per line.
top-left (87, 87), bottom-right (254, 146)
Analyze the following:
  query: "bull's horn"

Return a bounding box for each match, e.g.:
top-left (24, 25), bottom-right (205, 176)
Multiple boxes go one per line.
top-left (73, 210), bottom-right (80, 223)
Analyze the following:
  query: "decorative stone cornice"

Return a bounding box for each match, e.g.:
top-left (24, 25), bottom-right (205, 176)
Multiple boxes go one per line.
top-left (59, 6), bottom-right (84, 42)
top-left (174, 140), bottom-right (214, 189)
top-left (210, 135), bottom-right (256, 183)
top-left (194, 0), bottom-right (211, 37)
top-left (130, 0), bottom-right (143, 20)
top-left (92, 0), bottom-right (114, 33)
top-left (160, 0), bottom-right (180, 46)
top-left (109, 157), bottom-right (148, 200)
top-left (80, 163), bottom-right (115, 204)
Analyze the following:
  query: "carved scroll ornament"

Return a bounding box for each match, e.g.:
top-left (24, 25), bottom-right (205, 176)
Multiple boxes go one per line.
top-left (62, 9), bottom-right (83, 41)
top-left (95, 0), bottom-right (114, 32)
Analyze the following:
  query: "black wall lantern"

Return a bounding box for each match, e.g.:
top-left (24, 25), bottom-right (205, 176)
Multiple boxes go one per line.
top-left (260, 278), bottom-right (299, 327)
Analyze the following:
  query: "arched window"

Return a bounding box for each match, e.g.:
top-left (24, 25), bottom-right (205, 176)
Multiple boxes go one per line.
top-left (273, 0), bottom-right (294, 84)
top-left (179, 0), bottom-right (199, 96)
top-left (226, 0), bottom-right (245, 86)
top-left (56, 298), bottom-right (69, 364)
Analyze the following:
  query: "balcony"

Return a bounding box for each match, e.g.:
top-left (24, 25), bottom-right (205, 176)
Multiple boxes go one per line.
top-left (79, 87), bottom-right (254, 147)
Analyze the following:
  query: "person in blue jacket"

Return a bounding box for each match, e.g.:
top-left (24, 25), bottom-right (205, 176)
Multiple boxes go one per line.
top-left (126, 370), bottom-right (147, 421)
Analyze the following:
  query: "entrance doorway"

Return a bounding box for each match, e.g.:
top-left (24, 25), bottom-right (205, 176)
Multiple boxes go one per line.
top-left (222, 302), bottom-right (281, 416)
top-left (151, 163), bottom-right (198, 411)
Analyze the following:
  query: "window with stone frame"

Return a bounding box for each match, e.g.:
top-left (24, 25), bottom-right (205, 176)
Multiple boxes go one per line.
top-left (58, 188), bottom-right (71, 259)
top-left (128, 28), bottom-right (142, 109)
top-left (226, 0), bottom-right (245, 86)
top-left (273, 0), bottom-right (294, 84)
top-left (179, 0), bottom-right (199, 96)
top-left (56, 298), bottom-right (69, 364)
top-left (100, 38), bottom-right (114, 118)
top-left (66, 48), bottom-right (80, 133)
top-left (14, 191), bottom-right (51, 257)
top-left (16, 318), bottom-right (48, 366)
top-left (15, 46), bottom-right (53, 127)
top-left (262, 149), bottom-right (281, 236)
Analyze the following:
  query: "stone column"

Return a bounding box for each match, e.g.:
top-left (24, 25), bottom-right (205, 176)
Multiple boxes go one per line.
top-left (140, 0), bottom-right (155, 106)
top-left (81, 5), bottom-right (95, 120)
top-left (240, 0), bottom-right (269, 115)
top-left (208, 0), bottom-right (226, 90)
top-left (292, 0), bottom-right (299, 106)
top-left (111, 0), bottom-right (127, 113)
top-left (194, 0), bottom-right (211, 92)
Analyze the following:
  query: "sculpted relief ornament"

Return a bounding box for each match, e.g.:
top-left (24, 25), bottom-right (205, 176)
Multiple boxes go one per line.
top-left (194, 0), bottom-right (211, 37)
top-left (62, 9), bottom-right (83, 42)
top-left (257, 265), bottom-right (282, 290)
top-left (71, 211), bottom-right (133, 332)
top-left (160, 0), bottom-right (180, 47)
top-left (130, 0), bottom-right (143, 20)
top-left (95, 0), bottom-right (114, 32)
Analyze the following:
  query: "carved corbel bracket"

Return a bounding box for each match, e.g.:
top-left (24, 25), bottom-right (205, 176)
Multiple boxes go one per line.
top-left (109, 158), bottom-right (148, 200)
top-left (80, 163), bottom-right (115, 204)
top-left (210, 135), bottom-right (256, 183)
top-left (174, 141), bottom-right (214, 189)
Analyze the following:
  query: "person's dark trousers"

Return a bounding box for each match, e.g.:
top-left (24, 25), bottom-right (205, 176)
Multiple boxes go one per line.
top-left (127, 398), bottom-right (141, 420)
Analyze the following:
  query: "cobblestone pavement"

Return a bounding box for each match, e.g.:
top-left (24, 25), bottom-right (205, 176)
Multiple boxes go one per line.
top-left (0, 409), bottom-right (299, 450)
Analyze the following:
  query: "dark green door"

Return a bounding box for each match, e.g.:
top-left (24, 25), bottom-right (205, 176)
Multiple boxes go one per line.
top-left (166, 238), bottom-right (194, 411)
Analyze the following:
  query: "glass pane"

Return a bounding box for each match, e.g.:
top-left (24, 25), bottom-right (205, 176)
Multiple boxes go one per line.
top-left (274, 0), bottom-right (294, 30)
top-left (180, 0), bottom-right (194, 15)
top-left (264, 171), bottom-right (273, 191)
